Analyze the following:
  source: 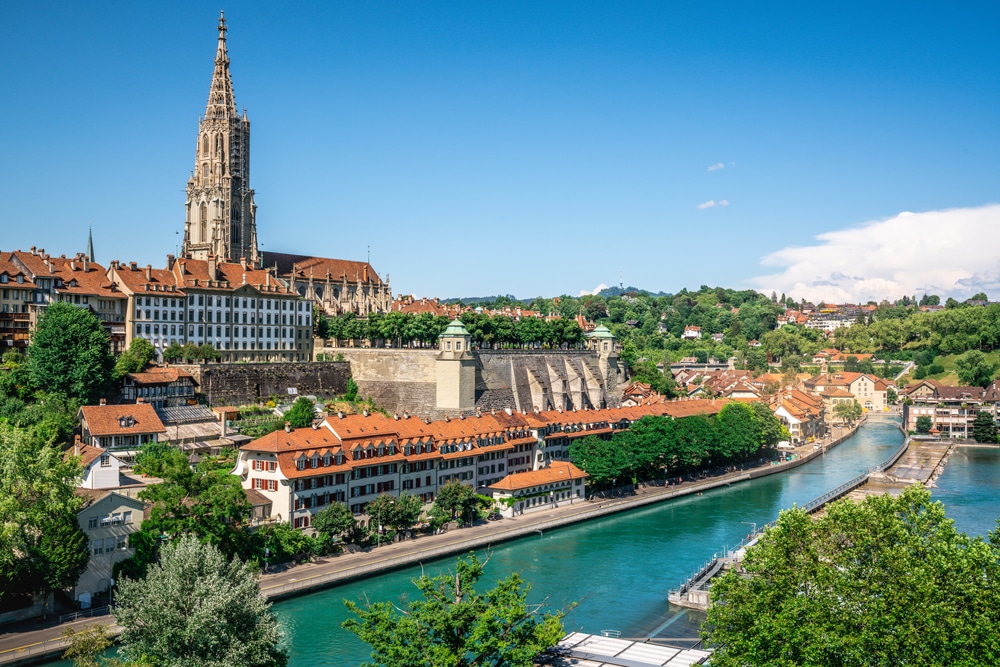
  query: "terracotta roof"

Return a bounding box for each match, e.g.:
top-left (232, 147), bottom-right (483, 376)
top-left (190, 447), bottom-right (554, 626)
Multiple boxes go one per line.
top-left (245, 488), bottom-right (272, 506)
top-left (173, 258), bottom-right (292, 294)
top-left (262, 251), bottom-right (384, 285)
top-left (66, 442), bottom-right (107, 468)
top-left (79, 403), bottom-right (166, 436)
top-left (489, 461), bottom-right (588, 491)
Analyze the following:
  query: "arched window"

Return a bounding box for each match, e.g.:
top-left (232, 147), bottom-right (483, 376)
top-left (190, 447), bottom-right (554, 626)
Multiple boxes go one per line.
top-left (199, 203), bottom-right (208, 242)
top-left (201, 135), bottom-right (208, 155)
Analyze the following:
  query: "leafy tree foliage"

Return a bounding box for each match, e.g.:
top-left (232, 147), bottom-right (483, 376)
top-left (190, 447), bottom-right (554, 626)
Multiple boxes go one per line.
top-left (972, 411), bottom-right (997, 444)
top-left (344, 377), bottom-right (359, 402)
top-left (28, 302), bottom-right (113, 403)
top-left (114, 337), bottom-right (156, 378)
top-left (432, 481), bottom-right (483, 524)
top-left (915, 415), bottom-right (933, 434)
top-left (63, 623), bottom-right (152, 667)
top-left (955, 349), bottom-right (996, 387)
top-left (115, 535), bottom-right (288, 667)
top-left (570, 408), bottom-right (785, 487)
top-left (344, 553), bottom-right (565, 667)
top-left (704, 485), bottom-right (1000, 666)
top-left (886, 386), bottom-right (898, 404)
top-left (0, 425), bottom-right (89, 605)
top-left (284, 396), bottom-right (316, 428)
top-left (117, 447), bottom-right (251, 579)
top-left (365, 492), bottom-right (422, 537)
top-left (832, 400), bottom-right (863, 425)
top-left (162, 341), bottom-right (184, 363)
top-left (313, 502), bottom-right (359, 544)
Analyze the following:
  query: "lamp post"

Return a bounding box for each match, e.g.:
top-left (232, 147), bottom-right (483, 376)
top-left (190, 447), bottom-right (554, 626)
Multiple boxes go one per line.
top-left (742, 521), bottom-right (758, 539)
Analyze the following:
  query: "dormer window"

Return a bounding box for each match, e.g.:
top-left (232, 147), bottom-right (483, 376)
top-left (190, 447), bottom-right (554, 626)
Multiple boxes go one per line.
top-left (0, 275), bottom-right (6, 283)
top-left (323, 455), bottom-right (330, 467)
top-left (16, 275), bottom-right (23, 284)
top-left (296, 459), bottom-right (305, 470)
top-left (117, 415), bottom-right (136, 428)
top-left (311, 456), bottom-right (319, 468)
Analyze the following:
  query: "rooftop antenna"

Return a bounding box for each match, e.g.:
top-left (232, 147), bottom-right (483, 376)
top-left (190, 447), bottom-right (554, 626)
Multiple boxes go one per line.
top-left (619, 267), bottom-right (623, 290)
top-left (368, 245), bottom-right (370, 264)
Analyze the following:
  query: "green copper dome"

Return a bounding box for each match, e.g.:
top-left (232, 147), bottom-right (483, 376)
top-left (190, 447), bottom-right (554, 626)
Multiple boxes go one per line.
top-left (439, 319), bottom-right (471, 338)
top-left (586, 324), bottom-right (615, 339)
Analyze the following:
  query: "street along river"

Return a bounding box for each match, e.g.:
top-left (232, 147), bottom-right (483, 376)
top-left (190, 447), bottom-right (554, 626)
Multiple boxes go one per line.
top-left (273, 421), bottom-right (905, 666)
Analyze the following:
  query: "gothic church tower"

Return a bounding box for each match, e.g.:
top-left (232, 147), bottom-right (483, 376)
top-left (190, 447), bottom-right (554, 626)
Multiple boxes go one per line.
top-left (182, 11), bottom-right (259, 265)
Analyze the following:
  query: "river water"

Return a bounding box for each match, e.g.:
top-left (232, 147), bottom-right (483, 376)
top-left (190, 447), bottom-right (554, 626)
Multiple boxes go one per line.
top-left (275, 422), bottom-right (905, 665)
top-left (44, 424), bottom-right (1000, 666)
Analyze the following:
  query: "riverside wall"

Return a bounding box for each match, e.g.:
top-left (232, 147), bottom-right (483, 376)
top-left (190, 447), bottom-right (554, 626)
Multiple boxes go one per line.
top-left (175, 362), bottom-right (351, 406)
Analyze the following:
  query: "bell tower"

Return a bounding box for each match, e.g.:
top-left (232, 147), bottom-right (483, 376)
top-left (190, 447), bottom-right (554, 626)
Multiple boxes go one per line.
top-left (181, 11), bottom-right (259, 266)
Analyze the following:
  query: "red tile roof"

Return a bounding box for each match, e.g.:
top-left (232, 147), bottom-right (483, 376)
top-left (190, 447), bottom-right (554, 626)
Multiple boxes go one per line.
top-left (80, 403), bottom-right (166, 436)
top-left (489, 461), bottom-right (588, 491)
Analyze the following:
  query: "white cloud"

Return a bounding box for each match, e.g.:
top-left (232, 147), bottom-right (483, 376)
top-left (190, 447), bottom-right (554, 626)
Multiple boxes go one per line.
top-left (750, 204), bottom-right (1000, 303)
top-left (708, 162), bottom-right (725, 172)
top-left (697, 199), bottom-right (730, 210)
top-left (578, 283), bottom-right (609, 296)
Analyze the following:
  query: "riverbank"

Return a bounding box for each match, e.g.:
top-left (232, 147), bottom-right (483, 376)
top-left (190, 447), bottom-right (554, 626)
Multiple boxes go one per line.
top-left (0, 422), bottom-right (861, 666)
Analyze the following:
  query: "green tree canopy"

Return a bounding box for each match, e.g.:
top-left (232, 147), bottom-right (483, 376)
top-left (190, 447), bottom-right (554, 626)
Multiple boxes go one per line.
top-left (28, 302), bottom-right (114, 403)
top-left (344, 553), bottom-right (565, 667)
top-left (0, 425), bottom-right (89, 605)
top-left (972, 411), bottom-right (997, 444)
top-left (703, 485), bottom-right (1000, 666)
top-left (284, 397), bottom-right (315, 428)
top-left (432, 481), bottom-right (482, 524)
top-left (955, 349), bottom-right (996, 387)
top-left (115, 535), bottom-right (287, 667)
top-left (114, 337), bottom-right (156, 378)
top-left (915, 415), bottom-right (933, 434)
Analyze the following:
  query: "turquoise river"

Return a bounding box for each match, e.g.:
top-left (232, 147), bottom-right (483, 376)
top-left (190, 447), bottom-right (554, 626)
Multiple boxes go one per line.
top-left (44, 422), bottom-right (1000, 666)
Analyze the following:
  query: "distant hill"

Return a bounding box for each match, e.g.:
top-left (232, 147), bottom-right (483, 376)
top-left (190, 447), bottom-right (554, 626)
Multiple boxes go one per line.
top-left (595, 285), bottom-right (671, 298)
top-left (441, 287), bottom-right (671, 304)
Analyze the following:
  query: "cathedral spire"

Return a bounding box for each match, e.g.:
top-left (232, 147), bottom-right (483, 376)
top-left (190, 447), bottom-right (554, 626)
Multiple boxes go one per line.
top-left (182, 11), bottom-right (259, 267)
top-left (206, 11), bottom-right (237, 121)
top-left (86, 225), bottom-right (95, 262)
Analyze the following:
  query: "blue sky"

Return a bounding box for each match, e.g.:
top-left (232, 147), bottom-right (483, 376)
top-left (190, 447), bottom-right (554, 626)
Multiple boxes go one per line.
top-left (1, 2), bottom-right (997, 302)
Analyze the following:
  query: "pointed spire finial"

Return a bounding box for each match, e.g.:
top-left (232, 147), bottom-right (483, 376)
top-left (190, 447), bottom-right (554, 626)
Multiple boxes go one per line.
top-left (86, 225), bottom-right (95, 263)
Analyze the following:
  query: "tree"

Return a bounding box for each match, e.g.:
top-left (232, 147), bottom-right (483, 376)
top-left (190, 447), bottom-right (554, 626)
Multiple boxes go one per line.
top-left (284, 397), bottom-right (315, 428)
top-left (886, 386), bottom-right (898, 404)
top-left (365, 493), bottom-right (422, 538)
top-left (433, 481), bottom-right (482, 524)
top-left (703, 485), bottom-right (1000, 666)
top-left (344, 553), bottom-right (565, 667)
top-left (114, 337), bottom-right (156, 378)
top-left (832, 400), bottom-right (862, 425)
top-left (344, 377), bottom-right (359, 402)
top-left (972, 411), bottom-right (997, 444)
top-left (955, 350), bottom-right (996, 387)
top-left (63, 623), bottom-right (153, 667)
top-left (115, 535), bottom-right (287, 667)
top-left (0, 425), bottom-right (89, 606)
top-left (162, 341), bottom-right (184, 363)
top-left (27, 302), bottom-right (114, 403)
top-left (313, 502), bottom-right (359, 544)
top-left (915, 415), bottom-right (933, 434)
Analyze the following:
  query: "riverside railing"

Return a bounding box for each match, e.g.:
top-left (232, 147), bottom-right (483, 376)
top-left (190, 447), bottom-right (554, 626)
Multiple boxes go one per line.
top-left (670, 435), bottom-right (912, 598)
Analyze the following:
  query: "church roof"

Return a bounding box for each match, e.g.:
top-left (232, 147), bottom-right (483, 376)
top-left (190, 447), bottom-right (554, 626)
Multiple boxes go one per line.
top-left (262, 251), bottom-right (385, 286)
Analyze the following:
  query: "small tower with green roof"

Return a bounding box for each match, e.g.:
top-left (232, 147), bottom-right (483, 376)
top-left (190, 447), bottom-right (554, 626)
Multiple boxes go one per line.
top-left (436, 319), bottom-right (475, 413)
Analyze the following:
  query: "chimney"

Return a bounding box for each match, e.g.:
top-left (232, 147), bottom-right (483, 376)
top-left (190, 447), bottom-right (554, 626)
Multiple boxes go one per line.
top-left (137, 397), bottom-right (144, 404)
top-left (130, 261), bottom-right (138, 271)
top-left (393, 413), bottom-right (399, 420)
top-left (70, 260), bottom-right (76, 271)
top-left (30, 246), bottom-right (36, 255)
top-left (285, 421), bottom-right (291, 433)
top-left (338, 410), bottom-right (344, 419)
top-left (363, 408), bottom-right (369, 417)
top-left (83, 256), bottom-right (89, 272)
top-left (312, 422), bottom-right (319, 430)
top-left (145, 265), bottom-right (152, 281)
top-left (444, 415), bottom-right (450, 422)
top-left (166, 254), bottom-right (175, 270)
top-left (208, 256), bottom-right (217, 280)
top-left (99, 398), bottom-right (107, 406)
top-left (403, 412), bottom-right (409, 419)
top-left (240, 257), bottom-right (247, 270)
top-left (73, 435), bottom-right (81, 457)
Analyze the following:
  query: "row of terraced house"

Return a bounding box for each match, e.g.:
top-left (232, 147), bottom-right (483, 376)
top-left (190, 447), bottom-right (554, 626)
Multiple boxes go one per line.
top-left (230, 399), bottom-right (727, 528)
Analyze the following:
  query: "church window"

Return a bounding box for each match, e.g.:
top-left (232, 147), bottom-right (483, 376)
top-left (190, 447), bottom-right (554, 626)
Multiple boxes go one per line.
top-left (202, 135), bottom-right (208, 155)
